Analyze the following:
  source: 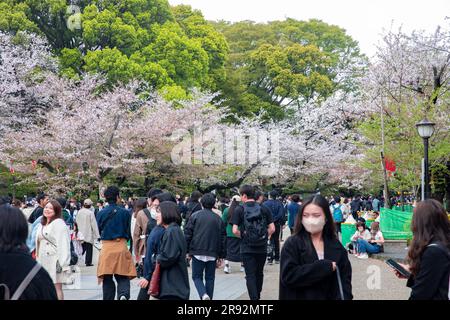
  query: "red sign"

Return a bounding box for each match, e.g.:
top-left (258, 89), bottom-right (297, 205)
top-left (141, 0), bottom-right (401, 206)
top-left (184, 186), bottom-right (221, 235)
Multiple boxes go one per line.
top-left (385, 157), bottom-right (396, 172)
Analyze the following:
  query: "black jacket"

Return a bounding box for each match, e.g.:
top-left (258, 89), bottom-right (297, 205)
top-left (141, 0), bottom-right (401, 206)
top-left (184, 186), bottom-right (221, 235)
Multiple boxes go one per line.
top-left (157, 223), bottom-right (190, 300)
top-left (350, 199), bottom-right (362, 213)
top-left (183, 201), bottom-right (202, 221)
top-left (407, 243), bottom-right (450, 300)
top-left (279, 232), bottom-right (353, 300)
top-left (28, 206), bottom-right (43, 224)
top-left (0, 248), bottom-right (57, 300)
top-left (184, 209), bottom-right (227, 259)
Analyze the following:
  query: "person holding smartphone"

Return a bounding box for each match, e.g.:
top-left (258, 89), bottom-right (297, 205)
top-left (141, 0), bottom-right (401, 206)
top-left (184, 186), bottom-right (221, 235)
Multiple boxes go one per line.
top-left (391, 199), bottom-right (450, 300)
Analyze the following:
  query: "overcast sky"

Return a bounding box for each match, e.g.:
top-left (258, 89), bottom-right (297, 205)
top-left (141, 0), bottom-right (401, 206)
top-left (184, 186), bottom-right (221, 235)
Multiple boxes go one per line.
top-left (168, 0), bottom-right (449, 57)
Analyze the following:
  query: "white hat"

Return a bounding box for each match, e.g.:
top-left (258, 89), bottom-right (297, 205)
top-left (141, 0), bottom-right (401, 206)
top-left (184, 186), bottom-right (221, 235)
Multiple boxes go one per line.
top-left (84, 199), bottom-right (93, 206)
top-left (232, 195), bottom-right (241, 202)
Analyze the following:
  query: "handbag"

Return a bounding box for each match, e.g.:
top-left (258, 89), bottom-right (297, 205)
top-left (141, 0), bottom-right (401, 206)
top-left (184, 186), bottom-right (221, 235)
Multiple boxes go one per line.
top-left (148, 262), bottom-right (161, 297)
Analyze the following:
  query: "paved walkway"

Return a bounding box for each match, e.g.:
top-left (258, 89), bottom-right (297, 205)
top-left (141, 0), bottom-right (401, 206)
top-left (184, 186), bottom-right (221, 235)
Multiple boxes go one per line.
top-left (63, 229), bottom-right (411, 300)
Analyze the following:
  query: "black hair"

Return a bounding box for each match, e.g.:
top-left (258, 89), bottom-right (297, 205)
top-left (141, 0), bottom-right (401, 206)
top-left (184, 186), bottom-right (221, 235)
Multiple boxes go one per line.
top-left (239, 185), bottom-right (255, 200)
top-left (160, 201), bottom-right (182, 226)
top-left (56, 197), bottom-right (67, 208)
top-left (156, 192), bottom-right (177, 204)
top-left (291, 194), bottom-right (300, 203)
top-left (97, 199), bottom-right (104, 205)
top-left (201, 193), bottom-right (216, 210)
top-left (36, 193), bottom-right (47, 204)
top-left (356, 221), bottom-right (367, 230)
top-left (220, 197), bottom-right (229, 204)
top-left (133, 197), bottom-right (147, 214)
top-left (255, 191), bottom-right (264, 201)
top-left (334, 196), bottom-right (341, 203)
top-left (147, 188), bottom-right (163, 200)
top-left (0, 196), bottom-right (11, 206)
top-left (190, 191), bottom-right (202, 202)
top-left (227, 198), bottom-right (239, 224)
top-left (0, 205), bottom-right (28, 252)
top-left (269, 190), bottom-right (278, 199)
top-left (293, 195), bottom-right (336, 240)
top-left (104, 186), bottom-right (120, 203)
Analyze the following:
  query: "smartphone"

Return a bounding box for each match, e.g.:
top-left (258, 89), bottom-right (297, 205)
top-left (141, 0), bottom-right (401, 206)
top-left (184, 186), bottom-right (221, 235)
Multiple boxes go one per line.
top-left (386, 259), bottom-right (411, 278)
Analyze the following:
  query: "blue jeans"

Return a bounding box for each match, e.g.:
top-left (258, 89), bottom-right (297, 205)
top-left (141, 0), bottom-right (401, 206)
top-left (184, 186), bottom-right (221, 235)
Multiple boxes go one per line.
top-left (191, 256), bottom-right (216, 299)
top-left (357, 239), bottom-right (381, 254)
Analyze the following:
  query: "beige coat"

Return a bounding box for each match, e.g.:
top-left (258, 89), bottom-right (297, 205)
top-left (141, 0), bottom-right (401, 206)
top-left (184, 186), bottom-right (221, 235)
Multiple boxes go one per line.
top-left (36, 218), bottom-right (71, 284)
top-left (75, 208), bottom-right (100, 244)
top-left (133, 209), bottom-right (150, 258)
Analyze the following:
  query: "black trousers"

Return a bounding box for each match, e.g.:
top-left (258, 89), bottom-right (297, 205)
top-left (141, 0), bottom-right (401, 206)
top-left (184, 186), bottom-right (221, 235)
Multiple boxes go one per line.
top-left (137, 285), bottom-right (150, 300)
top-left (82, 242), bottom-right (93, 265)
top-left (335, 222), bottom-right (342, 234)
top-left (102, 274), bottom-right (130, 300)
top-left (242, 253), bottom-right (266, 300)
top-left (352, 211), bottom-right (358, 220)
top-left (268, 223), bottom-right (281, 261)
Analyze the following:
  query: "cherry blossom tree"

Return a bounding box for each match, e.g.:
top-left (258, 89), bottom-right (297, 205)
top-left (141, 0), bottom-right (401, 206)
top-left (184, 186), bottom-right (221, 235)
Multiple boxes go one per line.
top-left (359, 22), bottom-right (450, 201)
top-left (0, 31), bottom-right (58, 134)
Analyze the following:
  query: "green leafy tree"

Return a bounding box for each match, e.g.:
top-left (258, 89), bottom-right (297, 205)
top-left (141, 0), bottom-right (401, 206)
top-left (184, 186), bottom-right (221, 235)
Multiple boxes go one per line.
top-left (212, 19), bottom-right (367, 121)
top-left (0, 1), bottom-right (228, 97)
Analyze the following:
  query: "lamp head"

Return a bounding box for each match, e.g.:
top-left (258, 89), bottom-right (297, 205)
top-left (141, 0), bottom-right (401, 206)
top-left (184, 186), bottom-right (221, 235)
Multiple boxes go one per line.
top-left (416, 118), bottom-right (435, 139)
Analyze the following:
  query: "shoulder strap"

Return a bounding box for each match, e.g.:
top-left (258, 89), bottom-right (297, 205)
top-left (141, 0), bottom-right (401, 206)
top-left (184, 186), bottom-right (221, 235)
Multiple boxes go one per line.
top-left (41, 227), bottom-right (57, 248)
top-left (11, 263), bottom-right (42, 300)
top-left (143, 208), bottom-right (152, 220)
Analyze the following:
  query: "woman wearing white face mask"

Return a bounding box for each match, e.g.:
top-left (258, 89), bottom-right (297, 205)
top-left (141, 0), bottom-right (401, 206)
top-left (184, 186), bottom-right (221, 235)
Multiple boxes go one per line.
top-left (279, 195), bottom-right (353, 300)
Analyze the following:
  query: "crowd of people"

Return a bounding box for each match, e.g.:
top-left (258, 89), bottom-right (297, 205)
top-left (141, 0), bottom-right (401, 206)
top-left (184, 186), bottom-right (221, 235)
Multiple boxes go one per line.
top-left (0, 186), bottom-right (449, 301)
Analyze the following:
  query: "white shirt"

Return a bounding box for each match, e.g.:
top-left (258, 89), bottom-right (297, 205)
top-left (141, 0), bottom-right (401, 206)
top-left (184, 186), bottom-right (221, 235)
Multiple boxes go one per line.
top-left (194, 255), bottom-right (216, 262)
top-left (316, 251), bottom-right (324, 260)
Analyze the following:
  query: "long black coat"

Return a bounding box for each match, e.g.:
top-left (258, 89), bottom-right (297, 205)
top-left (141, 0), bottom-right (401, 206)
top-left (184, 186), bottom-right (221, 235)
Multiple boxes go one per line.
top-left (0, 248), bottom-right (57, 300)
top-left (279, 232), bottom-right (353, 300)
top-left (157, 223), bottom-right (190, 300)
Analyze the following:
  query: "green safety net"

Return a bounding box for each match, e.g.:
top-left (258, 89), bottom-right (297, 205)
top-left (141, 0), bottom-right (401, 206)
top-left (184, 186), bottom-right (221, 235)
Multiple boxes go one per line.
top-left (392, 205), bottom-right (413, 213)
top-left (380, 208), bottom-right (413, 240)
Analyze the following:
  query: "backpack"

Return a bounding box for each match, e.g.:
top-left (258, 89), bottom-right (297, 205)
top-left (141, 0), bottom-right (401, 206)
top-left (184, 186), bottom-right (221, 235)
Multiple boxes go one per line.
top-left (427, 243), bottom-right (450, 300)
top-left (0, 263), bottom-right (41, 300)
top-left (242, 203), bottom-right (267, 247)
top-left (184, 202), bottom-right (202, 221)
top-left (143, 208), bottom-right (157, 237)
top-left (333, 205), bottom-right (343, 223)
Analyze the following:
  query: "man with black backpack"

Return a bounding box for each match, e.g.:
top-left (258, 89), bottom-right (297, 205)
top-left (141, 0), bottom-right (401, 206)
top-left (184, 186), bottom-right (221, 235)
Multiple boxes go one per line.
top-left (232, 185), bottom-right (275, 300)
top-left (263, 190), bottom-right (286, 265)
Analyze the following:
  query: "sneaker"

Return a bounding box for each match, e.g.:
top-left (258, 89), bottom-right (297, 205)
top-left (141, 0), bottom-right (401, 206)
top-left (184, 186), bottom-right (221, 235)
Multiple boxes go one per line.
top-left (224, 265), bottom-right (230, 274)
top-left (202, 294), bottom-right (211, 300)
top-left (358, 253), bottom-right (369, 259)
top-left (119, 296), bottom-right (127, 300)
top-left (267, 260), bottom-right (273, 265)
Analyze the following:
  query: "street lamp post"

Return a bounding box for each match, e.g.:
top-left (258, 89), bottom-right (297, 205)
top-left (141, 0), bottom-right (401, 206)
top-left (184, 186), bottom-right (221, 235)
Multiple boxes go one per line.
top-left (416, 119), bottom-right (435, 200)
